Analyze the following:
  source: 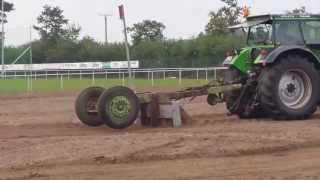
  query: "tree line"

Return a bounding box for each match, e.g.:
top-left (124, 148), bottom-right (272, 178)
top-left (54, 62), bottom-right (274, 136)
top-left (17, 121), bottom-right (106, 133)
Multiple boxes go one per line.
top-left (2, 1), bottom-right (309, 68)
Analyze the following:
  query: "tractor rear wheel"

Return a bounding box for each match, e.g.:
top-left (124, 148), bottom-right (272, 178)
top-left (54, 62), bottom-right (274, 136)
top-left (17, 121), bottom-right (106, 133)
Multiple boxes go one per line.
top-left (75, 87), bottom-right (105, 126)
top-left (258, 55), bottom-right (320, 120)
top-left (97, 86), bottom-right (140, 129)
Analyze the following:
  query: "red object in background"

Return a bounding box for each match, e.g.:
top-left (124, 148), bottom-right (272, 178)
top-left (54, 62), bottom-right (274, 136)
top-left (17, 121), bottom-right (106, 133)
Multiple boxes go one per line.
top-left (119, 5), bottom-right (125, 19)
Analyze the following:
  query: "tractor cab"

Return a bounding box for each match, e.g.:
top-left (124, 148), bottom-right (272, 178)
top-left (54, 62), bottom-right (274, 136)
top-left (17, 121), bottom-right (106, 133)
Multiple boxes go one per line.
top-left (225, 14), bottom-right (320, 73)
top-left (231, 14), bottom-right (320, 47)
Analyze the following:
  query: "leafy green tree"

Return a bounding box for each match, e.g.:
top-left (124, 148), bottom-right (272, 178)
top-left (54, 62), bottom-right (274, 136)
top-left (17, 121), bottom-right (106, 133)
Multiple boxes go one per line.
top-left (205, 0), bottom-right (242, 34)
top-left (128, 20), bottom-right (166, 44)
top-left (33, 5), bottom-right (81, 62)
top-left (0, 0), bottom-right (14, 23)
top-left (33, 5), bottom-right (81, 43)
top-left (286, 6), bottom-right (308, 15)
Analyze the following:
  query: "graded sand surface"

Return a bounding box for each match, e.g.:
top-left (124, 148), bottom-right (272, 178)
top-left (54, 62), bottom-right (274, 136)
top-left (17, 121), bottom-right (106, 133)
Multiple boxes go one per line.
top-left (1, 92), bottom-right (320, 180)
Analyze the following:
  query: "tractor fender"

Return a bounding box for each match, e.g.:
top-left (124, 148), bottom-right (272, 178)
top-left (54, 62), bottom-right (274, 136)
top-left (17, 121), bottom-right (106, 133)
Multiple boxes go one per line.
top-left (265, 45), bottom-right (320, 65)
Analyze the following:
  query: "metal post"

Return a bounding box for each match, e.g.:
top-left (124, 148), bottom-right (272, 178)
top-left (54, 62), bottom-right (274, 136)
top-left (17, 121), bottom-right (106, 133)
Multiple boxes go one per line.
top-left (27, 74), bottom-right (30, 92)
top-left (1, 0), bottom-right (5, 78)
top-left (92, 71), bottom-right (95, 85)
top-left (68, 71), bottom-right (70, 80)
top-left (163, 71), bottom-right (166, 80)
top-left (205, 68), bottom-right (208, 81)
top-left (99, 14), bottom-right (111, 44)
top-left (29, 26), bottom-right (33, 91)
top-left (214, 69), bottom-right (217, 80)
top-left (104, 16), bottom-right (108, 44)
top-left (151, 71), bottom-right (154, 87)
top-left (196, 69), bottom-right (199, 80)
top-left (80, 70), bottom-right (82, 80)
top-left (122, 72), bottom-right (125, 86)
top-left (105, 70), bottom-right (108, 80)
top-left (60, 74), bottom-right (63, 90)
top-left (179, 69), bottom-right (182, 85)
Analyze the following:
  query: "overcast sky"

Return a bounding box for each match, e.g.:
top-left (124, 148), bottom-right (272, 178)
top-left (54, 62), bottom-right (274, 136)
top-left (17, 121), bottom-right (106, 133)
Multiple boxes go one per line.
top-left (4, 0), bottom-right (320, 46)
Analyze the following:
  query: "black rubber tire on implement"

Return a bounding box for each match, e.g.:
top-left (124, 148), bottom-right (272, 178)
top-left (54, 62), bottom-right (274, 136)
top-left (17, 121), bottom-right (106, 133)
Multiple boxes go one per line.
top-left (97, 86), bottom-right (140, 129)
top-left (258, 55), bottom-right (320, 120)
top-left (75, 87), bottom-right (105, 127)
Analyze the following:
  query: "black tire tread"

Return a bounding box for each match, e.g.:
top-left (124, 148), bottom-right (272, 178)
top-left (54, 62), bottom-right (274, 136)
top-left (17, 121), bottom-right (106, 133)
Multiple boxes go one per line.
top-left (75, 87), bottom-right (105, 127)
top-left (97, 86), bottom-right (140, 129)
top-left (258, 55), bottom-right (319, 120)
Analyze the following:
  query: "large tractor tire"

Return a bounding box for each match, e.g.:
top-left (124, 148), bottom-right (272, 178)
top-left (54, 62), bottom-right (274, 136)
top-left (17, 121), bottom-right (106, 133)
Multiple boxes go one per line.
top-left (258, 55), bottom-right (320, 120)
top-left (97, 86), bottom-right (140, 129)
top-left (75, 87), bottom-right (105, 126)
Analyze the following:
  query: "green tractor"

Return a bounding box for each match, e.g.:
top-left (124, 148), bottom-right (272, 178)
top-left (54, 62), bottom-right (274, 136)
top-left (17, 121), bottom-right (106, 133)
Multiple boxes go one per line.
top-left (75, 14), bottom-right (320, 129)
top-left (223, 14), bottom-right (320, 119)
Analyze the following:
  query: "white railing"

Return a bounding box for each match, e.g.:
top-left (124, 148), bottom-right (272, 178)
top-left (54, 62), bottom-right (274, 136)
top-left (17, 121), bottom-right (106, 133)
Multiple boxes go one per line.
top-left (0, 67), bottom-right (228, 91)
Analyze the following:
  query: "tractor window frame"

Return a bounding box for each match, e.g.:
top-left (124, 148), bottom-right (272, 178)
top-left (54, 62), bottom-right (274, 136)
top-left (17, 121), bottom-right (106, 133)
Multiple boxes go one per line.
top-left (273, 20), bottom-right (305, 46)
top-left (247, 22), bottom-right (274, 46)
top-left (300, 20), bottom-right (320, 45)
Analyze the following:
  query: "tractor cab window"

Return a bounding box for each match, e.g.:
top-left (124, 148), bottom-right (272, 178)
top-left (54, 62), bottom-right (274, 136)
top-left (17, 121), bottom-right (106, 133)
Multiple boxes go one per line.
top-left (301, 21), bottom-right (320, 44)
top-left (275, 21), bottom-right (304, 45)
top-left (248, 24), bottom-right (273, 45)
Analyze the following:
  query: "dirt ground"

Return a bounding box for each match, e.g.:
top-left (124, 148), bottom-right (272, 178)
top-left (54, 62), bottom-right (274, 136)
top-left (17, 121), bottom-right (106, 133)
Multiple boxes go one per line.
top-left (1, 91), bottom-right (320, 180)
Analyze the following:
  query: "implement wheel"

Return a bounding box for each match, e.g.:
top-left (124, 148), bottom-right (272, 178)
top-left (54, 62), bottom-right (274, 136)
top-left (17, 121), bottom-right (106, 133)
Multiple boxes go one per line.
top-left (98, 86), bottom-right (140, 129)
top-left (75, 87), bottom-right (105, 127)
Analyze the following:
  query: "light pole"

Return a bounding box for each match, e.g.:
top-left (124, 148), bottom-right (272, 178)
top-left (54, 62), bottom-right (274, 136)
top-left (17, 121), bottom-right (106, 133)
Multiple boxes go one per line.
top-left (99, 14), bottom-right (112, 44)
top-left (1, 0), bottom-right (5, 77)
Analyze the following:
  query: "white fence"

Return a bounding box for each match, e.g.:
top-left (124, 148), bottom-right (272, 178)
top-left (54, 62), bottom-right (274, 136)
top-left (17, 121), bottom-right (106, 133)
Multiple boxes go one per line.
top-left (0, 67), bottom-right (228, 91)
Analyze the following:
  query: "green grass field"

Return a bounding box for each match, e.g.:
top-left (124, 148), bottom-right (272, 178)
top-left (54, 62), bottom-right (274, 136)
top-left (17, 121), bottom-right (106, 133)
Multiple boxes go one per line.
top-left (0, 78), bottom-right (208, 94)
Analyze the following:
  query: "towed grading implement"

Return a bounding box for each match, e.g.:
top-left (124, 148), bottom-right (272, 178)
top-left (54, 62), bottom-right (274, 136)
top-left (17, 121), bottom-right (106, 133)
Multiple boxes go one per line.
top-left (76, 14), bottom-right (320, 129)
top-left (75, 80), bottom-right (241, 129)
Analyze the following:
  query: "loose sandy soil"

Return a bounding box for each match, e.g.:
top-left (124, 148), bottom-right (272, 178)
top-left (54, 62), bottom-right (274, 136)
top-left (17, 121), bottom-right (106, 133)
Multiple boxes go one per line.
top-left (1, 91), bottom-right (320, 180)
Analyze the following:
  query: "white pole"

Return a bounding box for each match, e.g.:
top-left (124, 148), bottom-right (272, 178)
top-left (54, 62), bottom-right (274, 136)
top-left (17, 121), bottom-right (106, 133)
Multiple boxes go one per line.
top-left (99, 14), bottom-right (111, 44)
top-left (29, 26), bottom-right (33, 91)
top-left (122, 72), bottom-right (125, 86)
top-left (1, 0), bottom-right (5, 78)
top-left (119, 5), bottom-right (132, 86)
top-left (92, 71), bottom-right (95, 85)
top-left (151, 71), bottom-right (154, 87)
top-left (60, 74), bottom-right (63, 90)
top-left (104, 16), bottom-right (108, 44)
top-left (196, 69), bottom-right (199, 80)
top-left (205, 68), bottom-right (208, 81)
top-left (214, 69), bottom-right (217, 80)
top-left (179, 69), bottom-right (182, 85)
